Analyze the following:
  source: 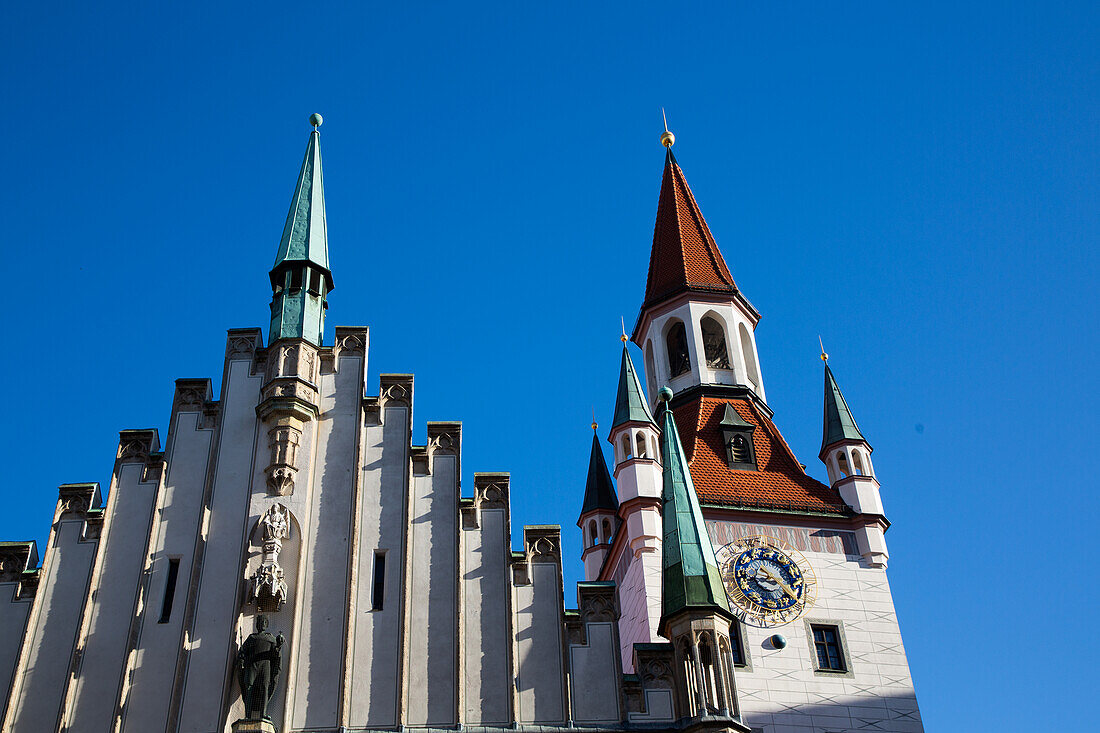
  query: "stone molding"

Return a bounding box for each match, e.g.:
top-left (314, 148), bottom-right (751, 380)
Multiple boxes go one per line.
top-left (333, 326), bottom-right (368, 361)
top-left (0, 542), bottom-right (39, 593)
top-left (378, 373), bottom-right (413, 409)
top-left (264, 418), bottom-right (303, 496)
top-left (473, 473), bottom-right (509, 510)
top-left (56, 482), bottom-right (103, 521)
top-left (524, 525), bottom-right (561, 564)
top-left (172, 378), bottom-right (213, 414)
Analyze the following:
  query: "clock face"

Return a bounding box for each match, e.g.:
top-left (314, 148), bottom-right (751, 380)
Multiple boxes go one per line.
top-left (715, 535), bottom-right (817, 628)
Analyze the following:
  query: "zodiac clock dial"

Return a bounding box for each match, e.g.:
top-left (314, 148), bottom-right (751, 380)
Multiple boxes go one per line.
top-left (715, 535), bottom-right (817, 628)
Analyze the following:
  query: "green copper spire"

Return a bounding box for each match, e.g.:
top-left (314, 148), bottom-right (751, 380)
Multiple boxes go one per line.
top-left (656, 388), bottom-right (731, 632)
top-left (579, 431), bottom-right (619, 519)
top-left (269, 115), bottom-right (333, 346)
top-left (612, 345), bottom-right (656, 428)
top-left (820, 364), bottom-right (867, 455)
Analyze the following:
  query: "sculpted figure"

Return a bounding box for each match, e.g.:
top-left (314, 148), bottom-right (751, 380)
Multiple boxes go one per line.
top-left (237, 615), bottom-right (285, 721)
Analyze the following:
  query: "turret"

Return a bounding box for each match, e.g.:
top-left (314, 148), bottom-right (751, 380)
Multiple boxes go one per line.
top-left (654, 387), bottom-right (742, 722)
top-left (577, 428), bottom-right (619, 581)
top-left (269, 113), bottom-right (334, 346)
top-left (631, 131), bottom-right (766, 406)
top-left (819, 355), bottom-right (888, 567)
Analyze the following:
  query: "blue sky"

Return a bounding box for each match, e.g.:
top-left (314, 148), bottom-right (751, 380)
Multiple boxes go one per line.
top-left (2, 2), bottom-right (1097, 729)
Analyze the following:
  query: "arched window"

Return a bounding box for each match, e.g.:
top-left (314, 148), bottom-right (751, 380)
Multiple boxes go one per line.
top-left (739, 323), bottom-right (760, 388)
top-left (620, 435), bottom-right (632, 462)
top-left (852, 450), bottom-right (865, 476)
top-left (666, 321), bottom-right (690, 378)
top-left (728, 434), bottom-right (751, 463)
top-left (588, 520), bottom-right (598, 547)
top-left (601, 518), bottom-right (612, 543)
top-left (636, 433), bottom-right (648, 459)
top-left (701, 316), bottom-right (730, 369)
top-left (837, 452), bottom-right (850, 477)
top-left (645, 342), bottom-right (657, 395)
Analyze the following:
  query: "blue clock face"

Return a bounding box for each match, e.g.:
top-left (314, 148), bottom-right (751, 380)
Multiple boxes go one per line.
top-left (733, 546), bottom-right (805, 611)
top-left (717, 536), bottom-right (817, 628)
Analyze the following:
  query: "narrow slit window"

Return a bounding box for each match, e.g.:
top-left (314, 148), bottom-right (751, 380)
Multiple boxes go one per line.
top-left (371, 552), bottom-right (386, 610)
top-left (158, 558), bottom-right (180, 624)
top-left (729, 621), bottom-right (746, 666)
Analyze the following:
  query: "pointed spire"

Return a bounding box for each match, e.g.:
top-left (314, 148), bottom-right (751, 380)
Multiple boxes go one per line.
top-left (272, 118), bottom-right (333, 291)
top-left (656, 388), bottom-right (731, 630)
top-left (580, 431), bottom-right (619, 517)
top-left (612, 345), bottom-right (656, 429)
top-left (643, 148), bottom-right (737, 309)
top-left (821, 363), bottom-right (867, 455)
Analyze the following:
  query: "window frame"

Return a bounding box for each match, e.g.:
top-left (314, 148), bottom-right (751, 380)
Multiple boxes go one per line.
top-left (803, 619), bottom-right (854, 677)
top-left (728, 618), bottom-right (751, 670)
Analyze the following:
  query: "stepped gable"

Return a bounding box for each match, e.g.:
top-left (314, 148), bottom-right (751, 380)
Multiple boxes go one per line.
top-left (672, 395), bottom-right (847, 514)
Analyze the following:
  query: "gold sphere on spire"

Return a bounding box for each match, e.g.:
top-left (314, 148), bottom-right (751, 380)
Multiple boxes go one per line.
top-left (820, 351), bottom-right (829, 363)
top-left (660, 130), bottom-right (675, 148)
top-left (591, 421), bottom-right (598, 432)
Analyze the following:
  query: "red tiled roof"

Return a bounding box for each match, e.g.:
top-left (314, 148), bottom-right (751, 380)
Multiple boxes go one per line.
top-left (671, 396), bottom-right (847, 514)
top-left (643, 151), bottom-right (738, 308)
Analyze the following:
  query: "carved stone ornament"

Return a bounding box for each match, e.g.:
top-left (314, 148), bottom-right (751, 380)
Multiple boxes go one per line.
top-left (248, 504), bottom-right (292, 612)
top-left (429, 431), bottom-right (457, 456)
top-left (335, 331), bottom-right (367, 358)
top-left (526, 535), bottom-right (559, 562)
top-left (473, 475), bottom-right (508, 510)
top-left (118, 439), bottom-right (151, 462)
top-left (228, 336), bottom-right (257, 360)
top-left (580, 593), bottom-right (617, 624)
top-left (265, 423), bottom-right (301, 496)
top-left (380, 381), bottom-right (410, 408)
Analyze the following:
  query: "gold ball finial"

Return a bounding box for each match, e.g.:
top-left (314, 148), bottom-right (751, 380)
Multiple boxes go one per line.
top-left (818, 336), bottom-right (828, 363)
top-left (591, 421), bottom-right (598, 432)
top-left (820, 351), bottom-right (829, 363)
top-left (309, 113), bottom-right (323, 128)
top-left (660, 130), bottom-right (675, 148)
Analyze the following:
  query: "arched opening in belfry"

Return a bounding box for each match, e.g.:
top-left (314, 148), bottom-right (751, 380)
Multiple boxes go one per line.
top-left (666, 321), bottom-right (691, 378)
top-left (739, 323), bottom-right (760, 388)
top-left (701, 316), bottom-right (731, 369)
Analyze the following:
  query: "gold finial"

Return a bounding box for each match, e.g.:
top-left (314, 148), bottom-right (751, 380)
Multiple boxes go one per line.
top-left (620, 316), bottom-right (629, 343)
top-left (309, 113), bottom-right (323, 129)
top-left (591, 407), bottom-right (598, 432)
top-left (660, 107), bottom-right (675, 148)
top-left (819, 335), bottom-right (829, 363)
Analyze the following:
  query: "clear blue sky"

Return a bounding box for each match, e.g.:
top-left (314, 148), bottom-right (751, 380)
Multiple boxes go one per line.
top-left (2, 2), bottom-right (1097, 729)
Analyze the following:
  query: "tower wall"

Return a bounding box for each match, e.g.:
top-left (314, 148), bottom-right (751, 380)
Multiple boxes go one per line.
top-left (66, 431), bottom-right (163, 733)
top-left (121, 388), bottom-right (215, 733)
top-left (5, 485), bottom-right (101, 733)
top-left (346, 380), bottom-right (410, 729)
top-left (178, 334), bottom-right (265, 733)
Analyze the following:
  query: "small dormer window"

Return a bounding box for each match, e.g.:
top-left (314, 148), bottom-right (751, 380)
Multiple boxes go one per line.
top-left (718, 403), bottom-right (756, 470)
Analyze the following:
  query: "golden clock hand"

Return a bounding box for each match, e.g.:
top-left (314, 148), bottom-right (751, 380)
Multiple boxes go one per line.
top-left (759, 566), bottom-right (799, 600)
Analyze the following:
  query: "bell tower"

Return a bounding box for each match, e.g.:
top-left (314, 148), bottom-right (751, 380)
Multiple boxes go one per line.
top-left (631, 128), bottom-right (765, 406)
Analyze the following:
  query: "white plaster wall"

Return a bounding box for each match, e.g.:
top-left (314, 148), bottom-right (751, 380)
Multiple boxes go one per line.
top-left (178, 360), bottom-right (263, 733)
top-left (289, 357), bottom-right (360, 731)
top-left (733, 552), bottom-right (923, 732)
top-left (514, 562), bottom-right (564, 724)
top-left (405, 455), bottom-right (458, 726)
top-left (67, 461), bottom-right (161, 733)
top-left (0, 581), bottom-right (31, 723)
top-left (568, 622), bottom-right (620, 723)
top-left (6, 520), bottom-right (97, 732)
top-left (123, 411), bottom-right (213, 733)
top-left (461, 507), bottom-right (511, 724)
top-left (347, 405), bottom-right (408, 729)
top-left (615, 549), bottom-right (662, 672)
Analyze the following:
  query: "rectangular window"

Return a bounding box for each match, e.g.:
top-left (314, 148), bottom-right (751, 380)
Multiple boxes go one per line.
top-left (158, 558), bottom-right (180, 623)
top-left (811, 624), bottom-right (846, 672)
top-left (371, 551), bottom-right (386, 611)
top-left (729, 620), bottom-right (746, 666)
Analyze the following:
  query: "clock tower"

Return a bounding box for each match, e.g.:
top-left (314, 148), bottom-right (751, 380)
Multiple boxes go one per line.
top-left (593, 128), bottom-right (924, 731)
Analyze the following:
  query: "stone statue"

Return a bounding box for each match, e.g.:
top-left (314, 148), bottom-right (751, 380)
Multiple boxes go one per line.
top-left (237, 615), bottom-right (285, 721)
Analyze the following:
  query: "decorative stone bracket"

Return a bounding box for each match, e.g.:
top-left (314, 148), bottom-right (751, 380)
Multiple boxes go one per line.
top-left (0, 541), bottom-right (40, 600)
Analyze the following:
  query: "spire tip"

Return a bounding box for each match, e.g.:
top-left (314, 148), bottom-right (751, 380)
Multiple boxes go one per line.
top-left (309, 113), bottom-right (323, 129)
top-left (660, 107), bottom-right (675, 147)
top-left (818, 335), bottom-right (828, 363)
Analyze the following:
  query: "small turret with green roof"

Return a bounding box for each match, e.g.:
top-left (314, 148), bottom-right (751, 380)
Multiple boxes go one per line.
top-left (269, 114), bottom-right (334, 346)
top-left (820, 363), bottom-right (867, 456)
top-left (612, 344), bottom-right (656, 430)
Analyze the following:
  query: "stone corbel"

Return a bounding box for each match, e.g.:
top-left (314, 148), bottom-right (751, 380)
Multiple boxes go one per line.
top-left (264, 418), bottom-right (302, 496)
top-left (0, 541), bottom-right (40, 600)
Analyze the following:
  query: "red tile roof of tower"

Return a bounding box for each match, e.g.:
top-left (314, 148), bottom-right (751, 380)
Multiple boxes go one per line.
top-left (671, 396), bottom-right (848, 514)
top-left (643, 150), bottom-right (739, 309)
